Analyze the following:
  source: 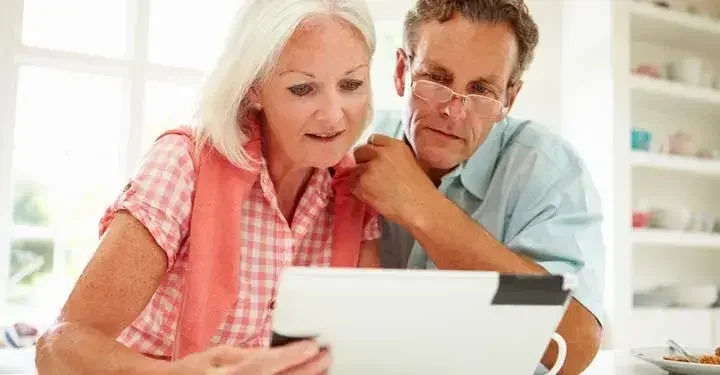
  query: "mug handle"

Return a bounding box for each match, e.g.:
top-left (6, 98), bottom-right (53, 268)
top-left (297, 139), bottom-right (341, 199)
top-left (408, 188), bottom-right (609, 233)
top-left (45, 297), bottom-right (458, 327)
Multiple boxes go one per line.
top-left (545, 333), bottom-right (567, 375)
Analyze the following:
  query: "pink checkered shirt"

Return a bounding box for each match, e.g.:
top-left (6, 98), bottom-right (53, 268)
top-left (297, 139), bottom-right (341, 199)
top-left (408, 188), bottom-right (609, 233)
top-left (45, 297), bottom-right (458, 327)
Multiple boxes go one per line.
top-left (99, 134), bottom-right (381, 357)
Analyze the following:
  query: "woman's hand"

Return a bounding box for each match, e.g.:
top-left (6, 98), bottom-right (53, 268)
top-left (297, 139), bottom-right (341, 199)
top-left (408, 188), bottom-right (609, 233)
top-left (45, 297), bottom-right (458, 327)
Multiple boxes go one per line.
top-left (169, 341), bottom-right (331, 375)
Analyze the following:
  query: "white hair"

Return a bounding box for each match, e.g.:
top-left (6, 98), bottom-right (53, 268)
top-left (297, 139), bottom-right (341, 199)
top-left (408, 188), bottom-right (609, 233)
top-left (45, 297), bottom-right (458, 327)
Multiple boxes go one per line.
top-left (193, 0), bottom-right (376, 169)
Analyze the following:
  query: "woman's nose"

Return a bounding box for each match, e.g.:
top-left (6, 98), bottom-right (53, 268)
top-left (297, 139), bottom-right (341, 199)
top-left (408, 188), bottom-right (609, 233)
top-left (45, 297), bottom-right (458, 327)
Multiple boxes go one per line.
top-left (316, 91), bottom-right (344, 123)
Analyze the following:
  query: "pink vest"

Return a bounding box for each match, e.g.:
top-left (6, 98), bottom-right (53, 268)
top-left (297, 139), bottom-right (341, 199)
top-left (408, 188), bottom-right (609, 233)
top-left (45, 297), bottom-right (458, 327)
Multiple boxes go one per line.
top-left (156, 127), bottom-right (366, 359)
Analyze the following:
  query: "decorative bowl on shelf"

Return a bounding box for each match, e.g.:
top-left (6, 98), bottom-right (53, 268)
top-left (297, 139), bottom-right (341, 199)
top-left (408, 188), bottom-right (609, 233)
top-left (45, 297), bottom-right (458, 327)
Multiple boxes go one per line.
top-left (633, 288), bottom-right (673, 307)
top-left (666, 131), bottom-right (694, 156)
top-left (667, 58), bottom-right (705, 87)
top-left (649, 207), bottom-right (691, 231)
top-left (688, 213), bottom-right (716, 233)
top-left (665, 285), bottom-right (718, 308)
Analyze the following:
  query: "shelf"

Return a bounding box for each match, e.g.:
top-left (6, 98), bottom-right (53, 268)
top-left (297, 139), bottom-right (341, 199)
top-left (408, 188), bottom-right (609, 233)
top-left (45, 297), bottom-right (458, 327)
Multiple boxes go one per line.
top-left (630, 75), bottom-right (720, 116)
top-left (630, 2), bottom-right (720, 53)
top-left (631, 151), bottom-right (720, 178)
top-left (632, 228), bottom-right (720, 249)
top-left (633, 306), bottom-right (720, 311)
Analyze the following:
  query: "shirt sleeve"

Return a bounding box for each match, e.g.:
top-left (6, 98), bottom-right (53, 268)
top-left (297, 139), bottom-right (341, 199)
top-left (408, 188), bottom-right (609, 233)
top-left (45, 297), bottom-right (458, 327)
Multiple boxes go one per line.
top-left (99, 134), bottom-right (196, 269)
top-left (505, 161), bottom-right (606, 326)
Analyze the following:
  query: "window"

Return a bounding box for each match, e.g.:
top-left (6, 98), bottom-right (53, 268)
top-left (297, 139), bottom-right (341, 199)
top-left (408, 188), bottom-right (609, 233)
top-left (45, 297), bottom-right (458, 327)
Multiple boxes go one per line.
top-left (21, 0), bottom-right (128, 57)
top-left (143, 80), bottom-right (198, 150)
top-left (0, 0), bottom-right (404, 323)
top-left (147, 0), bottom-right (238, 70)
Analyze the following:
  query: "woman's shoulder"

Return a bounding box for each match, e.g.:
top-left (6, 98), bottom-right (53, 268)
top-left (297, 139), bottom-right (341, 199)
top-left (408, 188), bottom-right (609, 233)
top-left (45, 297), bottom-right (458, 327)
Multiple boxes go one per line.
top-left (142, 129), bottom-right (196, 175)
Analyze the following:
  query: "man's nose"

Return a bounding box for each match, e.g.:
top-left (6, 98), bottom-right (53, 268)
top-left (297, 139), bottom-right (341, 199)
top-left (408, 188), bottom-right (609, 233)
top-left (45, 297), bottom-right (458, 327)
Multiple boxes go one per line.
top-left (442, 95), bottom-right (468, 121)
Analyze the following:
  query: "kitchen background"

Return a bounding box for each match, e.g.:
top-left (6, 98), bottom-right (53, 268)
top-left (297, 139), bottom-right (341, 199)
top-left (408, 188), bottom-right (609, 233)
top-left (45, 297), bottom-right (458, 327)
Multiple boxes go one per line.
top-left (1, 0), bottom-right (720, 361)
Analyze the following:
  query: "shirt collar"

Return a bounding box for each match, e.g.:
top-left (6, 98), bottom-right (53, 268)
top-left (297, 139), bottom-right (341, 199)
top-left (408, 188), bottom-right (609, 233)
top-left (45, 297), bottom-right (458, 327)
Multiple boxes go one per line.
top-left (458, 119), bottom-right (509, 200)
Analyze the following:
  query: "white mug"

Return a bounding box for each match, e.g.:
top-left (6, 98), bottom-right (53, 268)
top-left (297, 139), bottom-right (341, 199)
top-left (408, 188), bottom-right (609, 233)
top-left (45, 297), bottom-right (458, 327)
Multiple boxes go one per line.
top-left (544, 333), bottom-right (568, 375)
top-left (668, 58), bottom-right (704, 86)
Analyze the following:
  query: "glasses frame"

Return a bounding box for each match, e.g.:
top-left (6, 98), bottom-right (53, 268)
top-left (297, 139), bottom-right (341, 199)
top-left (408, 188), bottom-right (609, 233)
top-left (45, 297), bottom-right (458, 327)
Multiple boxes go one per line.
top-left (411, 79), bottom-right (509, 120)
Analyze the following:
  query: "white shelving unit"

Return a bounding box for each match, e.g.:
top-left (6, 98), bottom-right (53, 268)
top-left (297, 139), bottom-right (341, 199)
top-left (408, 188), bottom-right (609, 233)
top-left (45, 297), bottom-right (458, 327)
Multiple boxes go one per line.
top-left (631, 151), bottom-right (720, 177)
top-left (632, 228), bottom-right (720, 249)
top-left (630, 1), bottom-right (720, 51)
top-left (630, 75), bottom-right (720, 115)
top-left (621, 0), bottom-right (720, 351)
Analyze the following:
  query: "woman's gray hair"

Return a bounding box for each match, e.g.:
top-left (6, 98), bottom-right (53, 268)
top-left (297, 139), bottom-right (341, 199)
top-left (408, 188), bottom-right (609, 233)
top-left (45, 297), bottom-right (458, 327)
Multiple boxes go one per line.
top-left (193, 0), bottom-right (376, 169)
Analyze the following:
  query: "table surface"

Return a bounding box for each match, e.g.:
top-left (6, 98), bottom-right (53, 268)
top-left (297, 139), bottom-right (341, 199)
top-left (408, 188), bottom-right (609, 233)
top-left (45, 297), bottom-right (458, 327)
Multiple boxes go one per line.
top-left (583, 351), bottom-right (668, 375)
top-left (0, 348), bottom-right (671, 374)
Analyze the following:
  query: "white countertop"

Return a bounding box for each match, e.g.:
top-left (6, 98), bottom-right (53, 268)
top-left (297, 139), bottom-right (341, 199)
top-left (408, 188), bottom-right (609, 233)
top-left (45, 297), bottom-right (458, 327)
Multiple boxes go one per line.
top-left (0, 348), bottom-right (668, 374)
top-left (582, 351), bottom-right (666, 375)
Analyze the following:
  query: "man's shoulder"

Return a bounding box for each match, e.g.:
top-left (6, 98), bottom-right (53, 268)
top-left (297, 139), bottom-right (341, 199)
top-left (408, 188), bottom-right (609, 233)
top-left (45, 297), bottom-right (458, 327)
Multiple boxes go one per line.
top-left (502, 117), bottom-right (585, 173)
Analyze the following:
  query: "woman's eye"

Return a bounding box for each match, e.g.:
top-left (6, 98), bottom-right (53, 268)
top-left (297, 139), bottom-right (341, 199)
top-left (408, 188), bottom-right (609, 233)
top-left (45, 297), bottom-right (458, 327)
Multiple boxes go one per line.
top-left (288, 84), bottom-right (313, 96)
top-left (339, 79), bottom-right (364, 91)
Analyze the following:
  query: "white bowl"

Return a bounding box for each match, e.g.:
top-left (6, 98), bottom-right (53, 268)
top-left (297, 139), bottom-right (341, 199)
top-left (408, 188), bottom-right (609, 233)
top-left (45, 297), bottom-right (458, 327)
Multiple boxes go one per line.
top-left (664, 285), bottom-right (718, 308)
top-left (650, 207), bottom-right (691, 231)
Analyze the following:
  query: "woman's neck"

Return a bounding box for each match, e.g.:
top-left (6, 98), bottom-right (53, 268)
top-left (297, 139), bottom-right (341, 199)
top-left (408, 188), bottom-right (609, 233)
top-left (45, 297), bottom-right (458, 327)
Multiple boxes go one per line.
top-left (268, 158), bottom-right (313, 224)
top-left (263, 136), bottom-right (313, 224)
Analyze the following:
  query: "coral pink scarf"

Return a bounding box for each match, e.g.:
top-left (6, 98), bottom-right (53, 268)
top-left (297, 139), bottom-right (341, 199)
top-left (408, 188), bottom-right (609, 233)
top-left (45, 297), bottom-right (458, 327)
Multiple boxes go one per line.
top-left (156, 126), bottom-right (365, 359)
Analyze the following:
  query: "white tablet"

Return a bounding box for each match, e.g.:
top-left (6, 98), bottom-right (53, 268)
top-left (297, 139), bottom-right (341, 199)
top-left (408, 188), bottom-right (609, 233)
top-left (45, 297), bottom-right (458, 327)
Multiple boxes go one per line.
top-left (270, 267), bottom-right (577, 375)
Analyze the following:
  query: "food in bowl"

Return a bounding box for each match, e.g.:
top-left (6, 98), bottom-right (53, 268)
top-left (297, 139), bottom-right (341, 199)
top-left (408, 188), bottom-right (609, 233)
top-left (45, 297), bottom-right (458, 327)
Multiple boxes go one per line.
top-left (664, 347), bottom-right (720, 364)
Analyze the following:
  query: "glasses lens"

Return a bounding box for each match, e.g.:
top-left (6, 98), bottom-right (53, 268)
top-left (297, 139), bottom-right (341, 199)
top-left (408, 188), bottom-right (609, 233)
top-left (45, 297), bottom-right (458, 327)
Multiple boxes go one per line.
top-left (414, 81), bottom-right (452, 102)
top-left (467, 96), bottom-right (504, 118)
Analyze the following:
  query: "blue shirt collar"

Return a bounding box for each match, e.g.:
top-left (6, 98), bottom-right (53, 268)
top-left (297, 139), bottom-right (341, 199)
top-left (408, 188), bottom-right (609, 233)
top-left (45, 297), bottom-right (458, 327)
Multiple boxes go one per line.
top-left (458, 119), bottom-right (509, 200)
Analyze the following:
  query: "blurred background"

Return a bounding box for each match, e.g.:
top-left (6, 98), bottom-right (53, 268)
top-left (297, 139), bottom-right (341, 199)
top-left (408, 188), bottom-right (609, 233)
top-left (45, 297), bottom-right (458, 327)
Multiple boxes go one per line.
top-left (1, 0), bottom-right (720, 358)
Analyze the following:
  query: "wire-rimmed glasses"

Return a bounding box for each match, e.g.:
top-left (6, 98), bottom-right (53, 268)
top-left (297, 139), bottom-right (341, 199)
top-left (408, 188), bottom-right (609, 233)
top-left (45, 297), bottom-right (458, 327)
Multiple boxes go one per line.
top-left (411, 80), bottom-right (508, 120)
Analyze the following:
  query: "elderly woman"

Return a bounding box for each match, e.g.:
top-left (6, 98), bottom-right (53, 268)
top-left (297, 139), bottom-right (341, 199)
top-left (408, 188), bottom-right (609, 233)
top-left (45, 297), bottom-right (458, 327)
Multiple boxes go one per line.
top-left (35, 0), bottom-right (379, 374)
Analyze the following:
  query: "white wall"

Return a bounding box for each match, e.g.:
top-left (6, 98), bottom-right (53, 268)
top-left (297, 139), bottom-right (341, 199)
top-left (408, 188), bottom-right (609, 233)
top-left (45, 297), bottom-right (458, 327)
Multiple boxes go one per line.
top-left (511, 0), bottom-right (565, 132)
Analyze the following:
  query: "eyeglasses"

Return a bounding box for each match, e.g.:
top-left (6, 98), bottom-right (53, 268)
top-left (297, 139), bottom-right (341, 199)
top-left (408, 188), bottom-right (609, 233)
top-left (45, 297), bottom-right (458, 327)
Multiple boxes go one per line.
top-left (411, 80), bottom-right (508, 120)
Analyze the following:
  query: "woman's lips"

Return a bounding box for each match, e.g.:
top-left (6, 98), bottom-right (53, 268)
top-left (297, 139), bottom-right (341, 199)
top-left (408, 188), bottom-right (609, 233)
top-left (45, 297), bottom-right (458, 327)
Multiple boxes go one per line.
top-left (305, 130), bottom-right (345, 142)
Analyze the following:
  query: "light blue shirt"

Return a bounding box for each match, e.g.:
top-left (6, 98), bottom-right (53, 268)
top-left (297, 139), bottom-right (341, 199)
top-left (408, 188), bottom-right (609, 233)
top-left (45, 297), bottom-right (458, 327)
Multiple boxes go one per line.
top-left (374, 115), bottom-right (605, 325)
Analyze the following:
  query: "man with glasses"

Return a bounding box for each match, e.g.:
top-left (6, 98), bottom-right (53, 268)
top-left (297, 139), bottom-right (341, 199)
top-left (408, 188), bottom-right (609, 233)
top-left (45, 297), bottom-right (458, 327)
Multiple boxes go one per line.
top-left (353, 0), bottom-right (604, 374)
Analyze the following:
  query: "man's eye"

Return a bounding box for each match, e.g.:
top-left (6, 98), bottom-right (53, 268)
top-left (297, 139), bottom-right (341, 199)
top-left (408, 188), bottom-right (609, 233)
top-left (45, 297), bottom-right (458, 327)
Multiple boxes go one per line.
top-left (469, 83), bottom-right (494, 97)
top-left (340, 79), bottom-right (364, 91)
top-left (288, 84), bottom-right (313, 96)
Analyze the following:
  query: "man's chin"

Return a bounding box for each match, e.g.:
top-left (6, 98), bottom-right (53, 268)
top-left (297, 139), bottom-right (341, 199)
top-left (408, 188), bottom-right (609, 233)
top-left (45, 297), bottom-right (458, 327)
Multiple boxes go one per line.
top-left (417, 147), bottom-right (464, 172)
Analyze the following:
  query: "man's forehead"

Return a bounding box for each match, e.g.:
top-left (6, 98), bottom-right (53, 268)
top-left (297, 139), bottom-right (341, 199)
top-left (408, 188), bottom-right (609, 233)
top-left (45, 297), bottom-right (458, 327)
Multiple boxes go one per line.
top-left (411, 18), bottom-right (518, 84)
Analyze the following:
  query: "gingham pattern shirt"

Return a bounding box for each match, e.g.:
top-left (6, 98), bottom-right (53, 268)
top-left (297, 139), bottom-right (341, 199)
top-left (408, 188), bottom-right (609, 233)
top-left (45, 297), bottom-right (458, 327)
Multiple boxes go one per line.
top-left (99, 134), bottom-right (381, 357)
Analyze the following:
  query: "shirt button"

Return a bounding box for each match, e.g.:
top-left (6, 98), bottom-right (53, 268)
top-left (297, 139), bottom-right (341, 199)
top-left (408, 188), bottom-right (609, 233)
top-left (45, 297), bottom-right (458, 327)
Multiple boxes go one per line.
top-left (269, 299), bottom-right (276, 310)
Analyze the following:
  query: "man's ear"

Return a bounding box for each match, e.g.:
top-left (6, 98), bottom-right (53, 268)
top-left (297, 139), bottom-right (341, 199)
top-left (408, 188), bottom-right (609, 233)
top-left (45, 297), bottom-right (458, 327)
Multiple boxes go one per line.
top-left (394, 48), bottom-right (409, 97)
top-left (505, 80), bottom-right (524, 113)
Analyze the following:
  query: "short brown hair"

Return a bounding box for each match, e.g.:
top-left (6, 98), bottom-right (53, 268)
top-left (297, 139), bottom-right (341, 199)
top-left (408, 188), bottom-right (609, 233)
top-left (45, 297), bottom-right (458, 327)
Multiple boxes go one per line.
top-left (403, 0), bottom-right (539, 84)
